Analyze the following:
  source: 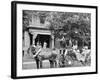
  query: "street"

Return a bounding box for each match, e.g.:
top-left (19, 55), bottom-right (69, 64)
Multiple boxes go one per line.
top-left (22, 53), bottom-right (90, 70)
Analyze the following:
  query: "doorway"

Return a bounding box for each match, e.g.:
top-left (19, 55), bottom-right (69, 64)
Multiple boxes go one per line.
top-left (35, 34), bottom-right (51, 48)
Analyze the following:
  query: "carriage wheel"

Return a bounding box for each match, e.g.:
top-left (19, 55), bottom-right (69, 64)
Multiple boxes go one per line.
top-left (64, 55), bottom-right (74, 66)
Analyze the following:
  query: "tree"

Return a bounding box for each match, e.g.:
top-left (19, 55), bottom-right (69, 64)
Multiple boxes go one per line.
top-left (46, 12), bottom-right (91, 48)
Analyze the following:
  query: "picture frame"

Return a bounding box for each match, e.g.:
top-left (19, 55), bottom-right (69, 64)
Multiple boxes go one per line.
top-left (11, 1), bottom-right (98, 79)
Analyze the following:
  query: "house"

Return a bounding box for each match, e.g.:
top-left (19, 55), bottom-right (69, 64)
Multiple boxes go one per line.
top-left (23, 11), bottom-right (61, 56)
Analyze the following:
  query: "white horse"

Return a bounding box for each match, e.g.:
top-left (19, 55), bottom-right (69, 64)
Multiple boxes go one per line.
top-left (72, 47), bottom-right (91, 65)
top-left (63, 45), bottom-right (91, 66)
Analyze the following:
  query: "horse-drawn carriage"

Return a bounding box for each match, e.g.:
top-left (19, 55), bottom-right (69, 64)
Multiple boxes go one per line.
top-left (28, 45), bottom-right (91, 69)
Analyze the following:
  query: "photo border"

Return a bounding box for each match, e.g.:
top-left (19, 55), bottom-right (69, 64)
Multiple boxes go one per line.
top-left (11, 1), bottom-right (98, 79)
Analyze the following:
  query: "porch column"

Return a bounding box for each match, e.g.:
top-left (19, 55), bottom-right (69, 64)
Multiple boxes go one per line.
top-left (51, 35), bottom-right (54, 49)
top-left (23, 31), bottom-right (30, 56)
top-left (31, 32), bottom-right (38, 45)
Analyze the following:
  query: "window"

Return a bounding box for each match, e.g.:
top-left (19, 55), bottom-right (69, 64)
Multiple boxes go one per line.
top-left (40, 15), bottom-right (46, 24)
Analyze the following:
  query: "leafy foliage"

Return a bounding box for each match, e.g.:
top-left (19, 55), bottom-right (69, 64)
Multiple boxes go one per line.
top-left (23, 10), bottom-right (91, 48)
top-left (46, 12), bottom-right (91, 47)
